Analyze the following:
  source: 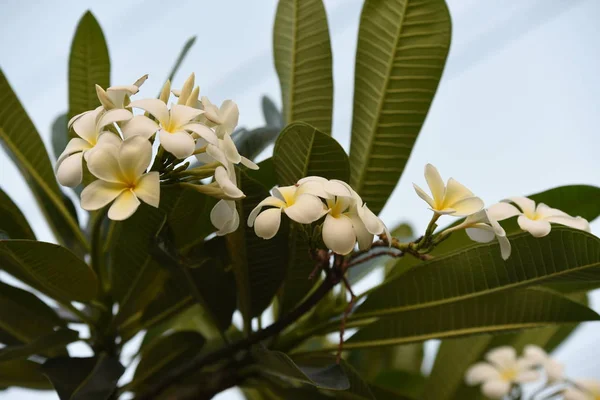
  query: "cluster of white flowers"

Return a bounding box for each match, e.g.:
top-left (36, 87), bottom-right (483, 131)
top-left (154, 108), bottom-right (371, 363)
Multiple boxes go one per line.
top-left (248, 177), bottom-right (389, 255)
top-left (414, 164), bottom-right (591, 260)
top-left (465, 345), bottom-right (600, 400)
top-left (55, 73), bottom-right (252, 231)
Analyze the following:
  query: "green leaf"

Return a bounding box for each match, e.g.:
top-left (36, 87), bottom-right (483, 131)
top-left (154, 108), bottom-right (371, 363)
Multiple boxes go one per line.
top-left (51, 113), bottom-right (69, 161)
top-left (262, 95), bottom-right (284, 128)
top-left (0, 329), bottom-right (79, 363)
top-left (0, 70), bottom-right (87, 252)
top-left (273, 122), bottom-right (350, 315)
top-left (0, 188), bottom-right (35, 240)
top-left (42, 354), bottom-right (124, 400)
top-left (164, 36), bottom-right (196, 85)
top-left (131, 331), bottom-right (205, 393)
top-left (234, 126), bottom-right (282, 161)
top-left (0, 359), bottom-right (53, 390)
top-left (349, 0), bottom-right (451, 214)
top-left (357, 228), bottom-right (600, 319)
top-left (348, 343), bottom-right (424, 381)
top-left (0, 240), bottom-right (98, 303)
top-left (0, 280), bottom-right (65, 345)
top-left (373, 370), bottom-right (425, 399)
top-left (246, 157), bottom-right (278, 191)
top-left (68, 11), bottom-right (110, 121)
top-left (343, 288), bottom-right (599, 349)
top-left (226, 173), bottom-right (289, 329)
top-left (273, 0), bottom-right (334, 134)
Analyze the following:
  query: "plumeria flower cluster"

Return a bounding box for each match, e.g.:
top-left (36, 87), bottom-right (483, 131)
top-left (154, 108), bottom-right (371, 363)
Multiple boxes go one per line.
top-left (413, 164), bottom-right (591, 260)
top-left (466, 345), bottom-right (600, 400)
top-left (248, 177), bottom-right (389, 255)
top-left (55, 73), bottom-right (254, 231)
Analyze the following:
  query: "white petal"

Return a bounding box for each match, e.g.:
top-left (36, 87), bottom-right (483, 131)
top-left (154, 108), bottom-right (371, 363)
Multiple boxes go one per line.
top-left (129, 99), bottom-right (170, 126)
top-left (206, 144), bottom-right (229, 166)
top-left (120, 115), bottom-right (159, 139)
top-left (517, 216), bottom-right (552, 237)
top-left (575, 379), bottom-right (600, 394)
top-left (97, 108), bottom-right (132, 128)
top-left (563, 388), bottom-right (589, 400)
top-left (107, 84), bottom-right (138, 95)
top-left (449, 196), bottom-right (484, 217)
top-left (273, 186), bottom-right (296, 204)
top-left (254, 208), bottom-right (282, 239)
top-left (535, 203), bottom-right (569, 219)
top-left (72, 108), bottom-right (102, 144)
top-left (465, 362), bottom-right (501, 385)
top-left (133, 172), bottom-right (160, 208)
top-left (215, 166), bottom-right (244, 199)
top-left (498, 235), bottom-right (512, 260)
top-left (56, 152), bottom-right (84, 187)
top-left (170, 104), bottom-right (204, 130)
top-left (221, 134), bottom-right (242, 164)
top-left (86, 146), bottom-right (125, 183)
top-left (481, 379), bottom-right (511, 399)
top-left (132, 74), bottom-right (148, 88)
top-left (324, 179), bottom-right (353, 198)
top-left (444, 177), bottom-right (474, 206)
top-left (177, 73), bottom-right (195, 105)
top-left (108, 190), bottom-right (141, 221)
top-left (118, 136), bottom-right (152, 182)
top-left (57, 138), bottom-right (92, 165)
top-left (523, 345), bottom-right (548, 364)
top-left (186, 123), bottom-right (218, 145)
top-left (214, 100), bottom-right (239, 136)
top-left (68, 109), bottom-right (93, 129)
top-left (358, 204), bottom-right (383, 235)
top-left (424, 163), bottom-right (445, 206)
top-left (247, 197), bottom-right (286, 227)
top-left (95, 132), bottom-right (123, 150)
top-left (159, 130), bottom-right (195, 159)
top-left (240, 156), bottom-right (259, 170)
top-left (349, 213), bottom-right (374, 251)
top-left (507, 196), bottom-right (536, 216)
top-left (545, 359), bottom-right (564, 382)
top-left (211, 199), bottom-right (239, 235)
top-left (322, 214), bottom-right (356, 255)
top-left (466, 225), bottom-right (496, 243)
top-left (488, 202), bottom-right (522, 221)
top-left (546, 215), bottom-right (591, 232)
top-left (284, 194), bottom-right (326, 224)
top-left (413, 183), bottom-right (435, 209)
top-left (296, 178), bottom-right (329, 199)
top-left (81, 180), bottom-right (126, 211)
top-left (486, 346), bottom-right (517, 369)
top-left (515, 370), bottom-right (540, 383)
top-left (202, 96), bottom-right (221, 124)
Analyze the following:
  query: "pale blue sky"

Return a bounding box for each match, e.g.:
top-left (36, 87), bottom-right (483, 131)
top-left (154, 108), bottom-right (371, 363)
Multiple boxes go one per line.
top-left (1, 0), bottom-right (599, 398)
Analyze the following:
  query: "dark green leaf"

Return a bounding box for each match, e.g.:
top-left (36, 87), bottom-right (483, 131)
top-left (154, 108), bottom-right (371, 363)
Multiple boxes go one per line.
top-left (0, 240), bottom-right (98, 303)
top-left (348, 343), bottom-right (424, 381)
top-left (42, 354), bottom-right (124, 400)
top-left (274, 0), bottom-right (334, 134)
top-left (245, 157), bottom-right (277, 191)
top-left (262, 95), bottom-right (283, 128)
top-left (349, 0), bottom-right (451, 214)
top-left (234, 126), bottom-right (281, 161)
top-left (0, 359), bottom-right (53, 390)
top-left (0, 188), bottom-right (35, 240)
top-left (0, 69), bottom-right (87, 252)
top-left (51, 113), bottom-right (69, 161)
top-left (164, 36), bottom-right (196, 85)
top-left (374, 370), bottom-right (425, 399)
top-left (0, 329), bottom-right (79, 362)
top-left (68, 11), bottom-right (110, 121)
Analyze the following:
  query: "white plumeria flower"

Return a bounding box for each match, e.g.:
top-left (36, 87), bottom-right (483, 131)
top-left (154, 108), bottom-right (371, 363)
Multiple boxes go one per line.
top-left (488, 197), bottom-right (591, 238)
top-left (523, 345), bottom-right (564, 383)
top-left (301, 177), bottom-right (389, 255)
top-left (201, 96), bottom-right (239, 137)
top-left (129, 99), bottom-right (217, 159)
top-left (210, 199), bottom-right (239, 236)
top-left (56, 108), bottom-right (128, 187)
top-left (465, 346), bottom-right (539, 399)
top-left (564, 379), bottom-right (600, 400)
top-left (446, 209), bottom-right (511, 260)
top-left (197, 132), bottom-right (258, 170)
top-left (171, 73), bottom-right (201, 108)
top-left (214, 164), bottom-right (245, 200)
top-left (413, 163), bottom-right (484, 216)
top-left (247, 182), bottom-right (327, 240)
top-left (80, 136), bottom-right (159, 221)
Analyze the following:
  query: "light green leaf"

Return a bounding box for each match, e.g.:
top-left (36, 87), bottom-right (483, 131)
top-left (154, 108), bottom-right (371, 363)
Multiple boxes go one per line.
top-left (164, 36), bottom-right (196, 85)
top-left (358, 228), bottom-right (600, 319)
top-left (273, 122), bottom-right (349, 315)
top-left (273, 0), bottom-right (334, 134)
top-left (68, 11), bottom-right (110, 121)
top-left (0, 188), bottom-right (35, 240)
top-left (0, 70), bottom-right (87, 252)
top-left (349, 0), bottom-right (451, 214)
top-left (262, 95), bottom-right (284, 128)
top-left (342, 288), bottom-right (599, 350)
top-left (0, 359), bottom-right (53, 390)
top-left (0, 240), bottom-right (98, 303)
top-left (0, 329), bottom-right (79, 363)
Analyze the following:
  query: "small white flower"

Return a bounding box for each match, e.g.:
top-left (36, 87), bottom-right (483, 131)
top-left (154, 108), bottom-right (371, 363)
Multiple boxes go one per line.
top-left (523, 345), bottom-right (564, 383)
top-left (214, 164), bottom-right (245, 200)
top-left (56, 108), bottom-right (127, 187)
top-left (80, 136), bottom-right (159, 221)
top-left (247, 182), bottom-right (327, 240)
top-left (171, 73), bottom-right (201, 108)
top-left (197, 132), bottom-right (258, 170)
top-left (129, 98), bottom-right (217, 159)
top-left (447, 209), bottom-right (511, 260)
top-left (201, 96), bottom-right (239, 137)
top-left (413, 163), bottom-right (484, 216)
top-left (210, 199), bottom-right (239, 236)
top-left (465, 346), bottom-right (539, 399)
top-left (564, 379), bottom-right (600, 400)
top-left (488, 197), bottom-right (591, 238)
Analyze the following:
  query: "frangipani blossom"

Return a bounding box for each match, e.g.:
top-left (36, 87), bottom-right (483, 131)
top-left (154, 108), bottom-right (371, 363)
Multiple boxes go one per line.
top-left (171, 73), bottom-right (201, 108)
top-left (210, 199), bottom-right (239, 236)
top-left (129, 99), bottom-right (217, 159)
top-left (214, 164), bottom-right (244, 200)
top-left (413, 163), bottom-right (484, 216)
top-left (488, 197), bottom-right (591, 238)
top-left (81, 136), bottom-right (159, 221)
top-left (56, 108), bottom-right (127, 187)
top-left (201, 96), bottom-right (239, 137)
top-left (248, 183), bottom-right (327, 240)
top-left (197, 132), bottom-right (258, 170)
top-left (523, 345), bottom-right (564, 383)
top-left (447, 209), bottom-right (511, 260)
top-left (465, 346), bottom-right (539, 399)
top-left (564, 379), bottom-right (600, 400)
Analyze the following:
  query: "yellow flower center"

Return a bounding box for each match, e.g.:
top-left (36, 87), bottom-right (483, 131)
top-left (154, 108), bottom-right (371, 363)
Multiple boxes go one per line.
top-left (327, 198), bottom-right (347, 218)
top-left (500, 368), bottom-right (517, 381)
